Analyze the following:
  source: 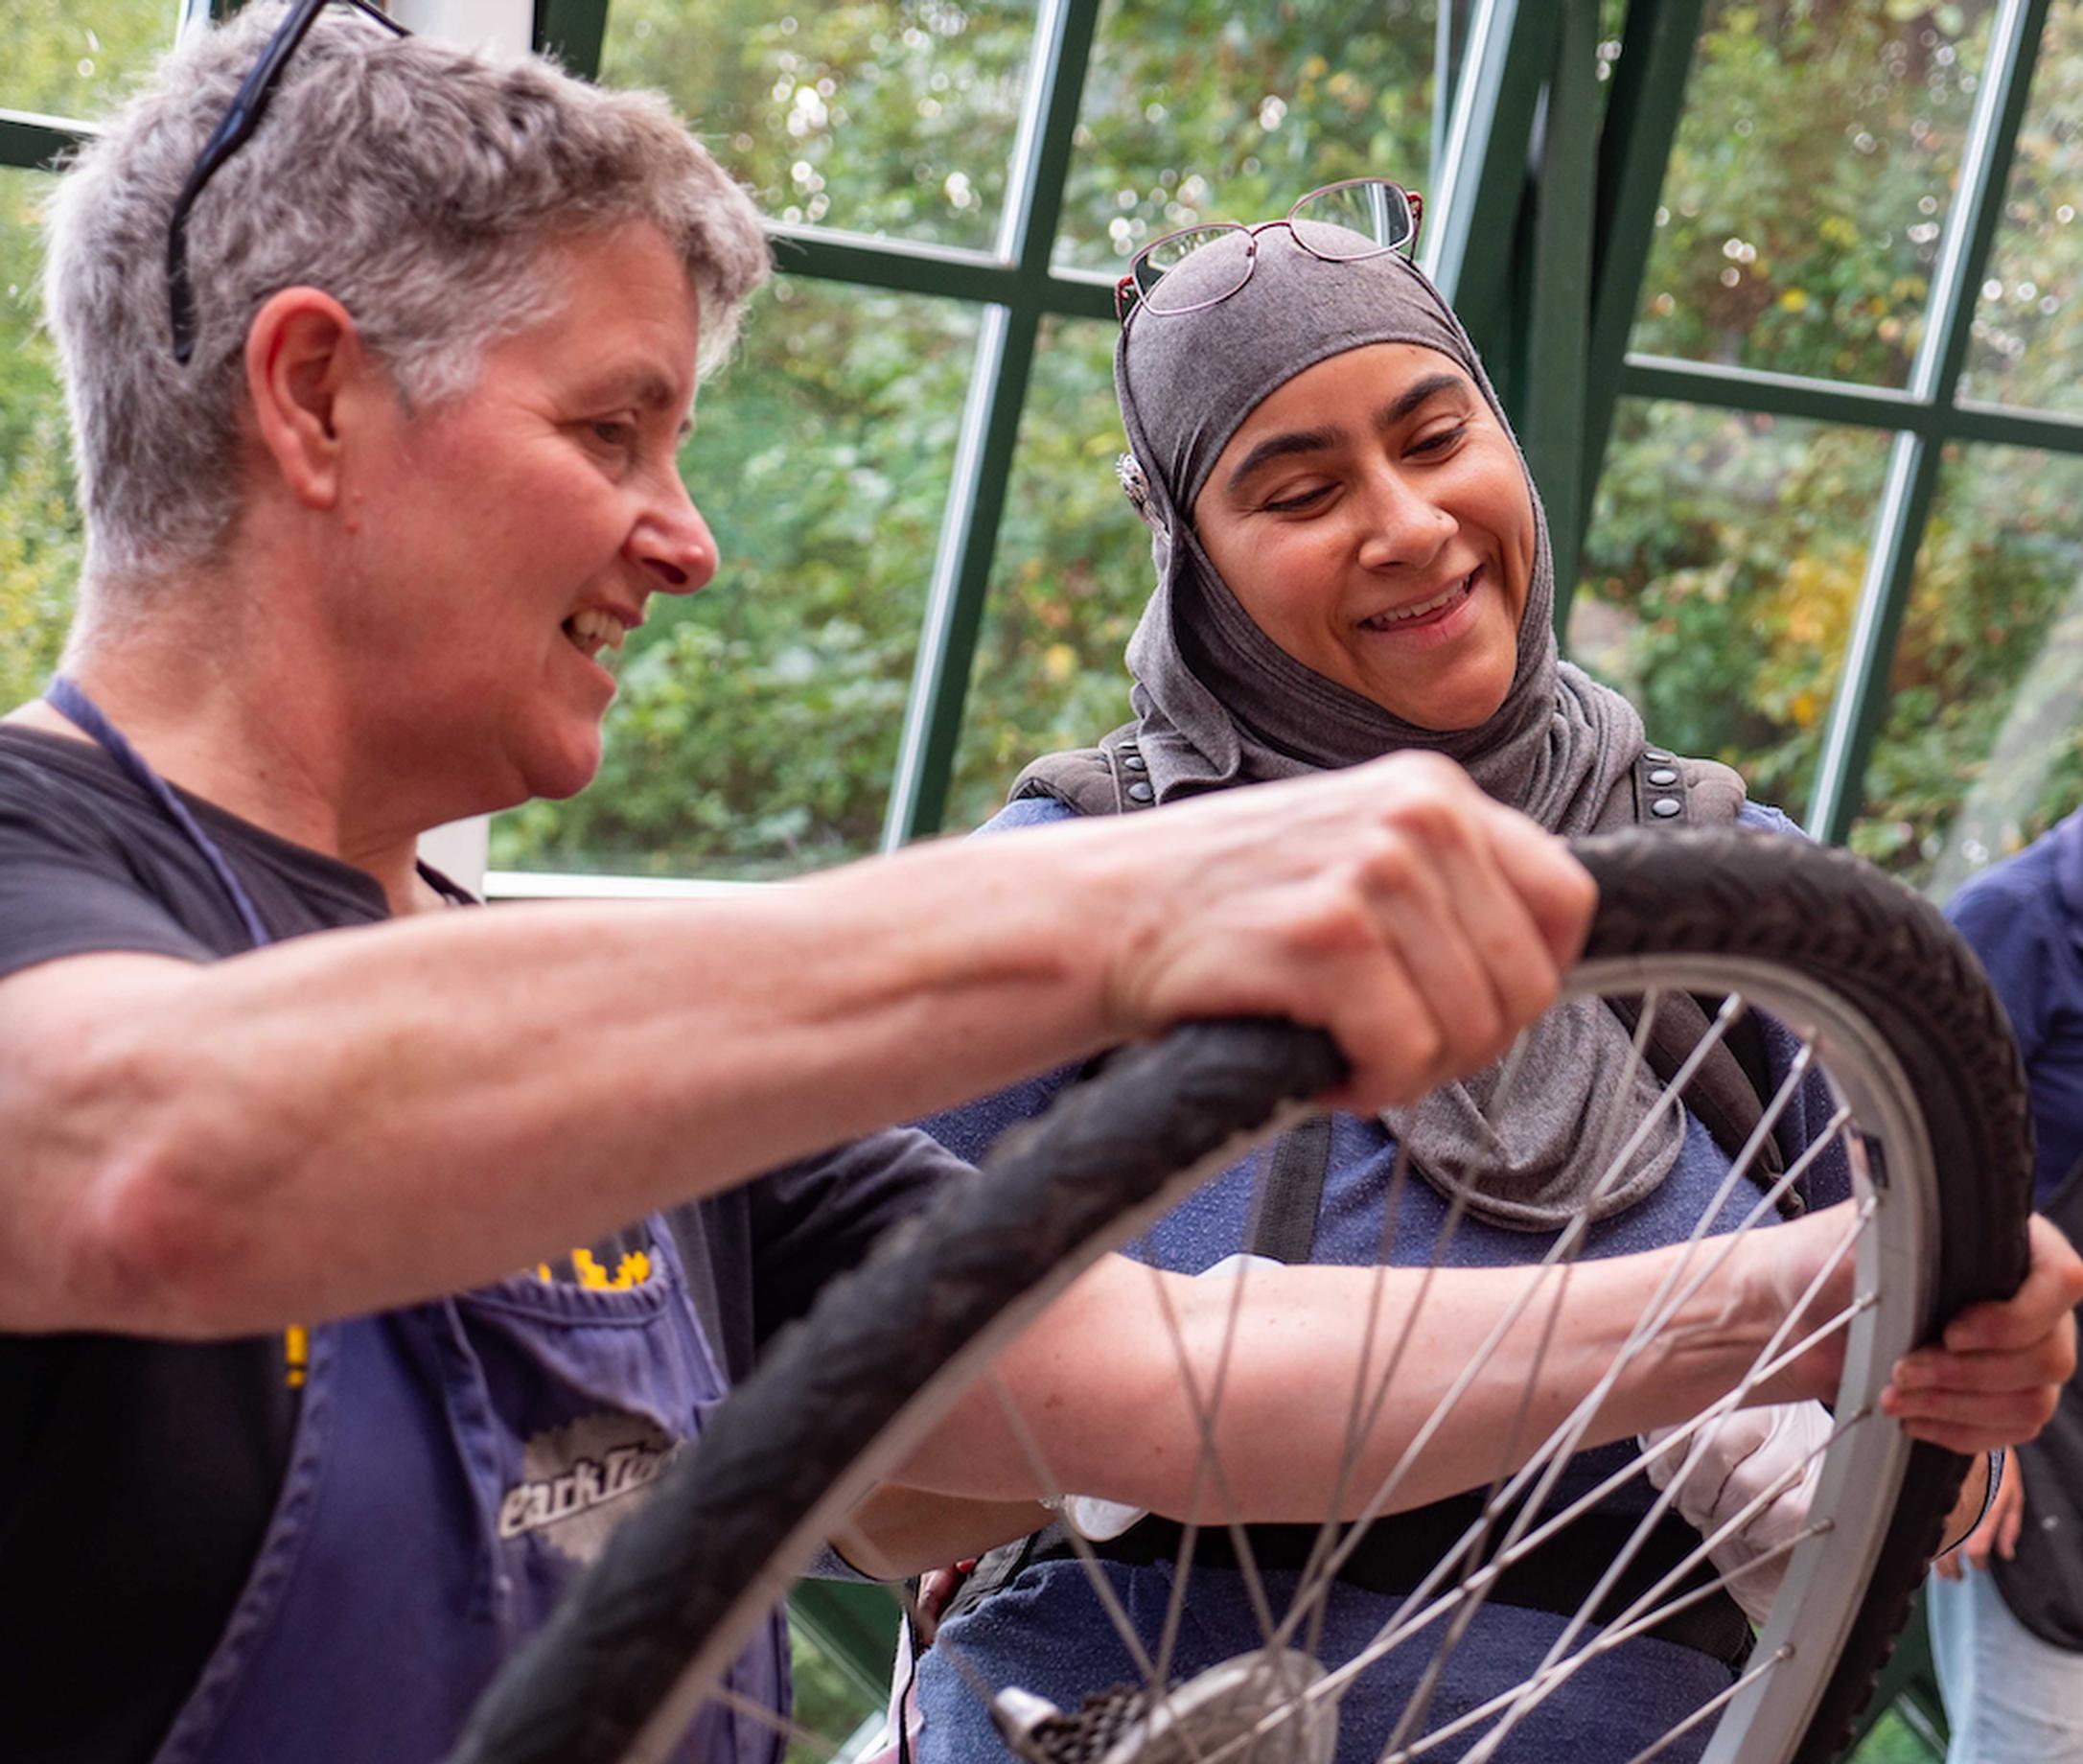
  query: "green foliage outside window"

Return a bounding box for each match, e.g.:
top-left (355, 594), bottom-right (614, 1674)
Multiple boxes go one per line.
top-left (1573, 0), bottom-right (2083, 891)
top-left (1570, 402), bottom-right (1890, 829)
top-left (3, 0), bottom-right (174, 122)
top-left (0, 171), bottom-right (77, 718)
top-left (597, 0), bottom-right (1036, 251)
top-left (1629, 0), bottom-right (1999, 387)
top-left (6, 0), bottom-right (2083, 895)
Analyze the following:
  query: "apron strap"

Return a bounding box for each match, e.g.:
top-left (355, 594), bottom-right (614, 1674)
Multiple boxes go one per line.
top-left (45, 674), bottom-right (273, 950)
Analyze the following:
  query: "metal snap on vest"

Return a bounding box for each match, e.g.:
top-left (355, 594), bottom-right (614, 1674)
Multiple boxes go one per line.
top-left (1127, 780), bottom-right (1155, 804)
top-left (1651, 797), bottom-right (1683, 818)
top-left (1647, 767), bottom-right (1678, 787)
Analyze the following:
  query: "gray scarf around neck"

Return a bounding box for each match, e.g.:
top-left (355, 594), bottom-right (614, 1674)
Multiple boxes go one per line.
top-left (1113, 224), bottom-right (1681, 1231)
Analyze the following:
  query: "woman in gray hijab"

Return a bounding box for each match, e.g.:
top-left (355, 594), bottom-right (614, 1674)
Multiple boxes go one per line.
top-left (909, 189), bottom-right (1846, 1763)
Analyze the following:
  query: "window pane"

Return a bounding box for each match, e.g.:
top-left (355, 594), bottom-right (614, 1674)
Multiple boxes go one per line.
top-left (1630, 0), bottom-right (2000, 387)
top-left (598, 0), bottom-right (1038, 253)
top-left (5, 0), bottom-right (175, 123)
top-left (1956, 0), bottom-right (2083, 413)
top-left (783, 1613), bottom-right (879, 1762)
top-left (1851, 443), bottom-right (2083, 895)
top-left (1052, 0), bottom-right (1436, 273)
top-left (947, 315), bottom-right (1145, 831)
top-left (489, 280), bottom-right (981, 880)
top-left (1568, 400), bottom-right (1891, 826)
top-left (0, 169), bottom-right (81, 717)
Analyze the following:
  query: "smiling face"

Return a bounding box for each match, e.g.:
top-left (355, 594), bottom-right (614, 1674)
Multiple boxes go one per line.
top-left (335, 220), bottom-right (716, 807)
top-left (1190, 341), bottom-right (1539, 731)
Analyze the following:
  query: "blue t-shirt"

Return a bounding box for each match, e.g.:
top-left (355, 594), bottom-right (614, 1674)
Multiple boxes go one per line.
top-left (1944, 809), bottom-right (2083, 1205)
top-left (913, 793), bottom-right (1840, 1764)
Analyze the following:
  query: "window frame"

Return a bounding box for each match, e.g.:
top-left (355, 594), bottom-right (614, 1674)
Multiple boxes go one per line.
top-left (5, 0), bottom-right (2078, 869)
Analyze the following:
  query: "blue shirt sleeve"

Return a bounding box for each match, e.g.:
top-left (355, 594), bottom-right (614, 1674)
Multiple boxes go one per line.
top-left (1947, 835), bottom-right (2083, 1203)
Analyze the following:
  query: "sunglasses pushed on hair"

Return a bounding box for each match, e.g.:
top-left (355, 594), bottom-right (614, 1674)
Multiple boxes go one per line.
top-left (1115, 177), bottom-right (1424, 324)
top-left (167, 0), bottom-right (409, 364)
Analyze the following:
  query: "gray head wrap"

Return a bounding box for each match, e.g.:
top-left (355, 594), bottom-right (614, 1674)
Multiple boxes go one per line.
top-left (1114, 222), bottom-right (1681, 1231)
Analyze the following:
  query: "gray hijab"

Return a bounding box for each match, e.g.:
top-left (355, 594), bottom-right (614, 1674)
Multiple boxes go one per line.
top-left (1114, 222), bottom-right (1679, 1232)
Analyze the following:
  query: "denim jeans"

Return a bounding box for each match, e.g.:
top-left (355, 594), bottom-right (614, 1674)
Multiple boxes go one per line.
top-left (1929, 1567), bottom-right (2083, 1763)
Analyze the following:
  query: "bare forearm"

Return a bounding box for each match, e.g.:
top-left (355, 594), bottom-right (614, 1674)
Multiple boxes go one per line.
top-left (8, 751), bottom-right (1605, 1335)
top-left (832, 1488), bottom-right (1050, 1582)
top-left (6, 832), bottom-right (1123, 1335)
top-left (896, 1236), bottom-right (1809, 1521)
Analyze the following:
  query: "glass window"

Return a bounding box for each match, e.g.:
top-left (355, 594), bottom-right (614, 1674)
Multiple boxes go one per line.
top-left (0, 169), bottom-right (81, 717)
top-left (946, 315), bottom-right (1146, 832)
top-left (782, 1613), bottom-right (878, 1760)
top-left (1052, 0), bottom-right (1437, 274)
top-left (1630, 0), bottom-right (2000, 387)
top-left (1956, 0), bottom-right (2083, 413)
top-left (597, 0), bottom-right (1039, 253)
top-left (4, 0), bottom-right (177, 124)
top-left (1850, 442), bottom-right (2083, 895)
top-left (490, 280), bottom-right (982, 880)
top-left (1568, 399), bottom-right (1891, 826)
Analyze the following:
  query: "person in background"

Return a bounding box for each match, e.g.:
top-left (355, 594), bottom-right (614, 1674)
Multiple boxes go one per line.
top-left (1930, 807), bottom-right (2083, 1760)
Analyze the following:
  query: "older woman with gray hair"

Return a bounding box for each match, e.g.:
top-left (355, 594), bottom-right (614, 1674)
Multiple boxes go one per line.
top-left (0, 10), bottom-right (1702, 1764)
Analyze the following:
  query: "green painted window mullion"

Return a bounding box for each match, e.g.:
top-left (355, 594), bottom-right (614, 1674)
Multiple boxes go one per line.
top-left (1618, 357), bottom-right (2083, 459)
top-left (1423, 0), bottom-right (1559, 348)
top-left (1617, 355), bottom-right (1925, 433)
top-left (879, 305), bottom-right (1042, 849)
top-left (1430, 0), bottom-right (1472, 183)
top-left (764, 225), bottom-right (1116, 319)
top-left (1949, 400), bottom-right (2083, 455)
top-left (880, 0), bottom-right (1103, 847)
top-left (1522, 0), bottom-right (1599, 619)
top-left (1572, 0), bottom-right (1708, 569)
top-left (1805, 0), bottom-right (2052, 845)
top-left (0, 111), bottom-right (91, 171)
top-left (535, 0), bottom-right (609, 80)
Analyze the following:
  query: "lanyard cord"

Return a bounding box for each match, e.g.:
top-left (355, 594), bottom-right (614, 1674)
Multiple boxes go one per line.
top-left (43, 675), bottom-right (309, 1385)
top-left (44, 674), bottom-right (274, 951)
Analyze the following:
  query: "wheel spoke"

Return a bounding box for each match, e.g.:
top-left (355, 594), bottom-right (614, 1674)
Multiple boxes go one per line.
top-left (896, 1576), bottom-right (1075, 1764)
top-left (1616, 1648), bottom-right (1794, 1764)
top-left (984, 1371), bottom-right (1164, 1687)
top-left (1137, 1252), bottom-right (1285, 1648)
top-left (1288, 1137), bottom-right (1421, 1665)
top-left (1300, 1209), bottom-right (1873, 1725)
top-left (1308, 1157), bottom-right (1866, 1741)
top-left (704, 1680), bottom-right (853, 1761)
top-left (1586, 984), bottom-right (1667, 1184)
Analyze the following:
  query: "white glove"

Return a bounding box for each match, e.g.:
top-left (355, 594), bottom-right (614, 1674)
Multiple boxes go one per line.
top-left (1641, 1401), bottom-right (1832, 1626)
top-left (1053, 1253), bottom-right (1283, 1542)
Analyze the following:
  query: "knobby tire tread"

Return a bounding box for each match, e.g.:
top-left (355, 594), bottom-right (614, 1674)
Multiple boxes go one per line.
top-left (450, 829), bottom-right (2032, 1764)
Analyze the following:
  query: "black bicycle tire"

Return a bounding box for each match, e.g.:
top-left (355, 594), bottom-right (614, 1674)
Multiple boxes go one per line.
top-left (1582, 832), bottom-right (2031, 1763)
top-left (450, 828), bottom-right (2033, 1764)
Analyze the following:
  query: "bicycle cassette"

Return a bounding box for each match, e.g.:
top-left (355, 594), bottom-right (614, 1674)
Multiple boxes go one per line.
top-left (990, 1649), bottom-right (1337, 1764)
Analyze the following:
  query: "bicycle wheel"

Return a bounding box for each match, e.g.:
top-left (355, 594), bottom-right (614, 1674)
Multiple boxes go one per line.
top-left (450, 827), bottom-right (2032, 1764)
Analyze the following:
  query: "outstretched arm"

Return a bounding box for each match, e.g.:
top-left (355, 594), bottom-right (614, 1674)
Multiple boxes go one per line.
top-left (2, 753), bottom-right (1590, 1336)
top-left (858, 1203), bottom-right (2081, 1568)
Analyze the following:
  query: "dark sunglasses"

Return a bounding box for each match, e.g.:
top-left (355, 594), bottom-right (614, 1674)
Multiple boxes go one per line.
top-left (166, 0), bottom-right (410, 364)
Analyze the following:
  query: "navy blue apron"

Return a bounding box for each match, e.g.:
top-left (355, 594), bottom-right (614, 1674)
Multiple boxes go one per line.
top-left (44, 677), bottom-right (790, 1764)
